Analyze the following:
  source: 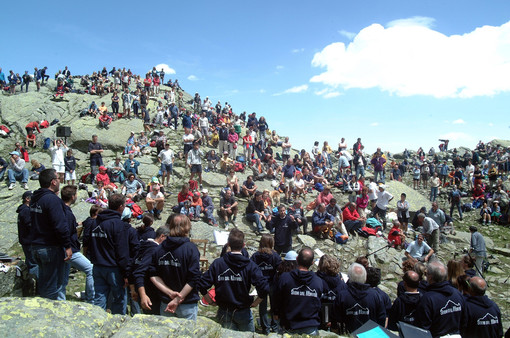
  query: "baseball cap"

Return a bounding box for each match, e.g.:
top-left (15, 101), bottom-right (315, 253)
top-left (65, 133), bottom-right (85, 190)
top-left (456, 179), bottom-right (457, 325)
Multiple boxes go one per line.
top-left (9, 151), bottom-right (20, 156)
top-left (202, 188), bottom-right (208, 194)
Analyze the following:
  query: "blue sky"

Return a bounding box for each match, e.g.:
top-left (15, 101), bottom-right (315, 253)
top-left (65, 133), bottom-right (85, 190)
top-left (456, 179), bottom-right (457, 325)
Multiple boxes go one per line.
top-left (3, 0), bottom-right (509, 153)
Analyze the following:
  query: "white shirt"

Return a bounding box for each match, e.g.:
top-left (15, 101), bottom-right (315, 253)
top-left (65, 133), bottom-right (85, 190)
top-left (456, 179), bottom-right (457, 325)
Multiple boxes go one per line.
top-left (368, 182), bottom-right (378, 200)
top-left (199, 117), bottom-right (209, 128)
top-left (159, 149), bottom-right (174, 165)
top-left (50, 145), bottom-right (67, 165)
top-left (147, 191), bottom-right (164, 199)
top-left (376, 190), bottom-right (393, 210)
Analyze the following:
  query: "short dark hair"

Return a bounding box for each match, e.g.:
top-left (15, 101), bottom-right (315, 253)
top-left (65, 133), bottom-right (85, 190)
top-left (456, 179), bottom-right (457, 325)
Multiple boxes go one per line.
top-left (60, 185), bottom-right (77, 203)
top-left (108, 194), bottom-right (126, 211)
top-left (228, 228), bottom-right (244, 251)
top-left (155, 225), bottom-right (170, 239)
top-left (39, 168), bottom-right (57, 188)
top-left (297, 247), bottom-right (314, 269)
top-left (366, 267), bottom-right (382, 287)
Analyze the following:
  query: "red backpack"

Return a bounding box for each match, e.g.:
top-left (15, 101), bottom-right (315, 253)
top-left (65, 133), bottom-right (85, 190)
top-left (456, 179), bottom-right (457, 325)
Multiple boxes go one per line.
top-left (188, 179), bottom-right (198, 192)
top-left (234, 162), bottom-right (245, 172)
top-left (126, 198), bottom-right (143, 218)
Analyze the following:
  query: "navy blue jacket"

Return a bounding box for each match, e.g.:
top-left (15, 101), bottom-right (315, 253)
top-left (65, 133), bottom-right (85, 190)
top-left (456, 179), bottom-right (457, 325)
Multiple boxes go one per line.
top-left (312, 210), bottom-right (334, 227)
top-left (126, 224), bottom-right (140, 268)
top-left (273, 270), bottom-right (323, 330)
top-left (414, 281), bottom-right (467, 338)
top-left (388, 291), bottom-right (422, 330)
top-left (197, 252), bottom-right (269, 310)
top-left (131, 239), bottom-right (160, 302)
top-left (182, 115), bottom-right (192, 129)
top-left (250, 251), bottom-right (281, 285)
top-left (317, 271), bottom-right (347, 303)
top-left (268, 214), bottom-right (297, 249)
top-left (64, 156), bottom-right (76, 172)
top-left (17, 204), bottom-right (31, 246)
top-left (81, 216), bottom-right (96, 250)
top-left (30, 188), bottom-right (70, 248)
top-left (63, 204), bottom-right (80, 253)
top-left (149, 236), bottom-right (201, 304)
top-left (137, 226), bottom-right (156, 242)
top-left (462, 295), bottom-right (503, 338)
top-left (374, 287), bottom-right (392, 315)
top-left (87, 209), bottom-right (130, 278)
top-left (334, 282), bottom-right (386, 333)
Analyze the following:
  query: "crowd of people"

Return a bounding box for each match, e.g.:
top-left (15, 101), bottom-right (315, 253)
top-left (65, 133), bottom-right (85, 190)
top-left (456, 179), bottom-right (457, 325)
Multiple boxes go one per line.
top-left (4, 65), bottom-right (509, 336)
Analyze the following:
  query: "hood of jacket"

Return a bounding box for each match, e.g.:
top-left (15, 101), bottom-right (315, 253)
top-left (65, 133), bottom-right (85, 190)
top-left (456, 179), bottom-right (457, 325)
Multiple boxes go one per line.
top-left (223, 252), bottom-right (250, 271)
top-left (161, 236), bottom-right (190, 251)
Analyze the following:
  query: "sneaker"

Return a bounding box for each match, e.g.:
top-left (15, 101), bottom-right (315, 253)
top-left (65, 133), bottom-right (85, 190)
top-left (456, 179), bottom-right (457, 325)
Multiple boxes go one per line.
top-left (8, 183), bottom-right (15, 190)
top-left (224, 222), bottom-right (229, 230)
top-left (23, 183), bottom-right (28, 190)
top-left (200, 184), bottom-right (203, 190)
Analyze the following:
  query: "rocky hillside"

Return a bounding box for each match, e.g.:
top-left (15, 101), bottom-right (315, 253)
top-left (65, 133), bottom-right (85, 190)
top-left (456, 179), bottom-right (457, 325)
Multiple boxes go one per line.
top-left (0, 79), bottom-right (509, 335)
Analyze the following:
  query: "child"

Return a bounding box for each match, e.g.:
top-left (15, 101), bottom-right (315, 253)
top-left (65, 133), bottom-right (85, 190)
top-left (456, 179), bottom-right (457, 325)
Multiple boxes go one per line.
top-left (30, 159), bottom-right (45, 180)
top-left (189, 191), bottom-right (203, 221)
top-left (491, 201), bottom-right (502, 224)
top-left (480, 202), bottom-right (491, 225)
top-left (91, 181), bottom-right (108, 208)
top-left (207, 150), bottom-right (219, 172)
top-left (25, 129), bottom-right (36, 148)
top-left (250, 234), bottom-right (281, 335)
top-left (201, 189), bottom-right (218, 226)
top-left (412, 165), bottom-right (421, 189)
top-left (64, 149), bottom-right (77, 185)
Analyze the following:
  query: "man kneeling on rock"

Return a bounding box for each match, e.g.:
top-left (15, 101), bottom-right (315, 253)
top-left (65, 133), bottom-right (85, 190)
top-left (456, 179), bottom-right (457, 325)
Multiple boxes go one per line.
top-left (312, 203), bottom-right (334, 238)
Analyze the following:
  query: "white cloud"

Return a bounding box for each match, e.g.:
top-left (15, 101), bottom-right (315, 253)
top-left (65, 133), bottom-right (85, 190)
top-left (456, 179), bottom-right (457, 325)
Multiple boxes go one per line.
top-left (276, 65), bottom-right (284, 70)
top-left (292, 48), bottom-right (305, 53)
top-left (310, 19), bottom-right (510, 98)
top-left (153, 63), bottom-right (176, 75)
top-left (273, 84), bottom-right (308, 96)
top-left (338, 30), bottom-right (356, 40)
top-left (259, 89), bottom-right (266, 94)
top-left (452, 119), bottom-right (466, 124)
top-left (315, 88), bottom-right (342, 98)
top-left (187, 75), bottom-right (198, 81)
top-left (370, 122), bottom-right (379, 127)
top-left (387, 16), bottom-right (435, 28)
top-left (488, 122), bottom-right (494, 127)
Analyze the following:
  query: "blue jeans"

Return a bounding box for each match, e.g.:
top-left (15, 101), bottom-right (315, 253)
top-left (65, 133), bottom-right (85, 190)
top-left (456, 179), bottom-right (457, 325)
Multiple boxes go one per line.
top-left (7, 168), bottom-right (29, 184)
top-left (246, 213), bottom-right (263, 232)
top-left (374, 170), bottom-right (384, 183)
top-left (450, 202), bottom-right (463, 220)
top-left (70, 252), bottom-right (95, 303)
top-left (259, 288), bottom-right (278, 334)
top-left (217, 307), bottom-right (254, 332)
top-left (190, 205), bottom-right (201, 218)
top-left (430, 187), bottom-right (438, 202)
top-left (356, 166), bottom-right (365, 179)
top-left (160, 302), bottom-right (198, 320)
top-left (30, 245), bottom-right (67, 300)
top-left (22, 244), bottom-right (39, 279)
top-left (93, 265), bottom-right (127, 314)
top-left (204, 206), bottom-right (217, 224)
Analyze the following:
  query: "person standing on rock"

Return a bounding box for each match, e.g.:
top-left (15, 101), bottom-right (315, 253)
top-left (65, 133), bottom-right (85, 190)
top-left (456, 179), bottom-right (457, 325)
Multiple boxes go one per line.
top-left (29, 169), bottom-right (72, 300)
top-left (17, 190), bottom-right (38, 279)
top-left (149, 214), bottom-right (201, 319)
top-left (50, 139), bottom-right (68, 183)
top-left (60, 185), bottom-right (95, 303)
top-left (267, 205), bottom-right (298, 254)
top-left (88, 193), bottom-right (130, 315)
top-left (461, 277), bottom-right (503, 338)
top-left (469, 226), bottom-right (486, 277)
top-left (372, 184), bottom-right (393, 228)
top-left (187, 141), bottom-right (203, 190)
top-left (414, 261), bottom-right (467, 337)
top-left (417, 213), bottom-right (440, 253)
top-left (197, 228), bottom-right (269, 332)
top-left (273, 247), bottom-right (323, 335)
top-left (88, 135), bottom-right (104, 184)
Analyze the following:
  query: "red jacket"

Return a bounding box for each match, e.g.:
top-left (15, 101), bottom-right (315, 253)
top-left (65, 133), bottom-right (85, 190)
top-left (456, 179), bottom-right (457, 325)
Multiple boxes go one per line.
top-left (342, 207), bottom-right (360, 221)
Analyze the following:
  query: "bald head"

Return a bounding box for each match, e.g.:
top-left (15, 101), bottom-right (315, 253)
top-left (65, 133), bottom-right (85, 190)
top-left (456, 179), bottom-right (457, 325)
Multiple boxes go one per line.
top-left (469, 277), bottom-right (487, 296)
top-left (403, 271), bottom-right (420, 290)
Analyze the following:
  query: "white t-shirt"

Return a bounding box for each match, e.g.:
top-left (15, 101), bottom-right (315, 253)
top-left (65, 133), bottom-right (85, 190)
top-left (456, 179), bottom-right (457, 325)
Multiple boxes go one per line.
top-left (50, 145), bottom-right (67, 165)
top-left (199, 117), bottom-right (209, 128)
top-left (294, 178), bottom-right (305, 189)
top-left (368, 182), bottom-right (378, 200)
top-left (183, 134), bottom-right (194, 145)
top-left (376, 190), bottom-right (393, 210)
top-left (159, 149), bottom-right (174, 165)
top-left (148, 191), bottom-right (164, 199)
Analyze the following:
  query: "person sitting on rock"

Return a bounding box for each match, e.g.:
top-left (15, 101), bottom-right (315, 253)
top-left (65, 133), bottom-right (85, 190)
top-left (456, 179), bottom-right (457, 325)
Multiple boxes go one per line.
top-left (123, 154), bottom-right (140, 175)
top-left (241, 175), bottom-right (257, 198)
top-left (189, 191), bottom-right (202, 221)
top-left (219, 151), bottom-right (234, 173)
top-left (98, 110), bottom-right (112, 129)
top-left (95, 166), bottom-right (117, 192)
top-left (145, 182), bottom-right (164, 220)
top-left (245, 191), bottom-right (267, 235)
top-left (7, 150), bottom-right (29, 190)
top-left (122, 173), bottom-right (143, 201)
top-left (218, 188), bottom-right (238, 229)
top-left (342, 202), bottom-right (366, 235)
top-left (312, 203), bottom-right (334, 239)
top-left (201, 189), bottom-right (218, 226)
top-left (405, 234), bottom-right (434, 264)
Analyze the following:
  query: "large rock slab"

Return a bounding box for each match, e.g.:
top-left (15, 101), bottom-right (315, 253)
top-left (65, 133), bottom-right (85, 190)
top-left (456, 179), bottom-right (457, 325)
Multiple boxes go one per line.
top-left (384, 180), bottom-right (432, 211)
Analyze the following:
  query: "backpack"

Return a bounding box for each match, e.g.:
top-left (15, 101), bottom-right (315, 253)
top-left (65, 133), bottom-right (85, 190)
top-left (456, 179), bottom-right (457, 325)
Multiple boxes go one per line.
top-left (40, 120), bottom-right (49, 128)
top-left (0, 125), bottom-right (11, 134)
top-left (462, 203), bottom-right (473, 212)
top-left (451, 190), bottom-right (461, 203)
top-left (43, 137), bottom-right (51, 150)
top-left (314, 182), bottom-right (324, 192)
top-left (81, 172), bottom-right (91, 184)
top-left (126, 199), bottom-right (143, 218)
top-left (188, 179), bottom-right (198, 191)
top-left (234, 162), bottom-right (245, 172)
top-left (236, 155), bottom-right (245, 163)
top-left (334, 232), bottom-right (348, 244)
top-left (50, 119), bottom-right (59, 126)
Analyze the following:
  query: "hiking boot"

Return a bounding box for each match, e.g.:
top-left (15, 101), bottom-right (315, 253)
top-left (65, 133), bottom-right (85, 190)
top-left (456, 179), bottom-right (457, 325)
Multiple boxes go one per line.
top-left (23, 183), bottom-right (28, 190)
top-left (8, 183), bottom-right (15, 190)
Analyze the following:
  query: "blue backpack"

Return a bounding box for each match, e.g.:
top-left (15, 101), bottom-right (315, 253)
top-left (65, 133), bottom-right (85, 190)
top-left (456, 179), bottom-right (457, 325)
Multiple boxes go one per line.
top-left (43, 137), bottom-right (51, 150)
